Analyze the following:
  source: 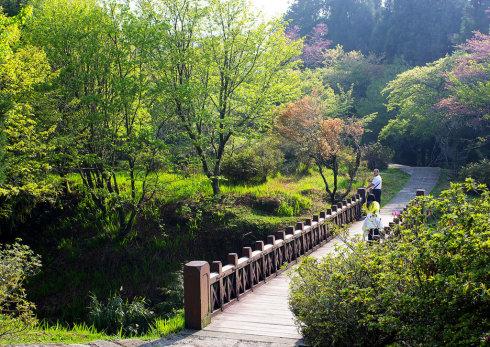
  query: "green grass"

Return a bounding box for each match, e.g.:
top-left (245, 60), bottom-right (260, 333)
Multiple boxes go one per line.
top-left (146, 310), bottom-right (185, 339)
top-left (0, 322), bottom-right (116, 345)
top-left (431, 169), bottom-right (455, 197)
top-left (372, 168), bottom-right (411, 207)
top-left (0, 311), bottom-right (185, 345)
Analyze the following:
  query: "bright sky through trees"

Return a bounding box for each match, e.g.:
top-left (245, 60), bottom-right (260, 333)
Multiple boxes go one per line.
top-left (251, 0), bottom-right (291, 18)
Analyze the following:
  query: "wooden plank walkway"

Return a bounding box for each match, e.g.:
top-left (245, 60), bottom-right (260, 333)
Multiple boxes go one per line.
top-left (151, 165), bottom-right (440, 347)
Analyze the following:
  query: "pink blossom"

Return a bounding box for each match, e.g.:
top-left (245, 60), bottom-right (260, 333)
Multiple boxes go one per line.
top-left (302, 24), bottom-right (332, 68)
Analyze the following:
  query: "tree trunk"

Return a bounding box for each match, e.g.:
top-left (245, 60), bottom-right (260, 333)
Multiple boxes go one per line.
top-left (332, 157), bottom-right (339, 202)
top-left (317, 160), bottom-right (334, 204)
top-left (211, 177), bottom-right (220, 196)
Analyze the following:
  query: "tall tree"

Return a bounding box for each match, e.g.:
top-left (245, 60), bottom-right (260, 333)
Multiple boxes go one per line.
top-left (287, 0), bottom-right (485, 65)
top-left (459, 0), bottom-right (490, 40)
top-left (0, 7), bottom-right (56, 220)
top-left (277, 95), bottom-right (363, 203)
top-left (287, 0), bottom-right (381, 53)
top-left (374, 0), bottom-right (466, 65)
top-left (438, 32), bottom-right (490, 162)
top-left (286, 0), bottom-right (325, 37)
top-left (27, 0), bottom-right (167, 238)
top-left (381, 57), bottom-right (453, 166)
top-left (0, 0), bottom-right (28, 16)
top-left (382, 32), bottom-right (490, 167)
top-left (151, 0), bottom-right (302, 196)
top-left (309, 46), bottom-right (408, 143)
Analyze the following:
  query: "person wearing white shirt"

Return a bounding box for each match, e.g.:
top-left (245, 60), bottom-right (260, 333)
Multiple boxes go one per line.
top-left (367, 169), bottom-right (382, 204)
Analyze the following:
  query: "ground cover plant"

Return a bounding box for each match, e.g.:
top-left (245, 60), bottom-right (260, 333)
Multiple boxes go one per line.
top-left (290, 181), bottom-right (490, 346)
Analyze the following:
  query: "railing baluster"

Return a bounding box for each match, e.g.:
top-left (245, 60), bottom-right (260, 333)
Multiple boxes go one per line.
top-left (331, 205), bottom-right (338, 225)
top-left (296, 222), bottom-right (305, 255)
top-left (211, 261), bottom-right (223, 311)
top-left (305, 219), bottom-right (312, 251)
top-left (228, 253), bottom-right (239, 301)
top-left (243, 247), bottom-right (253, 291)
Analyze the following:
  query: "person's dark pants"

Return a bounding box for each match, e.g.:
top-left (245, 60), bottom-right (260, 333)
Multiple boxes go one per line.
top-left (373, 189), bottom-right (382, 204)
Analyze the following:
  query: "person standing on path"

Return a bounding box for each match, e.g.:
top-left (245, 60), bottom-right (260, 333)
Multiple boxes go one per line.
top-left (368, 169), bottom-right (382, 204)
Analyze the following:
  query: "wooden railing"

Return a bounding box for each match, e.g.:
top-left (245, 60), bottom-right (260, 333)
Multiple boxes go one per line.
top-left (183, 187), bottom-right (368, 330)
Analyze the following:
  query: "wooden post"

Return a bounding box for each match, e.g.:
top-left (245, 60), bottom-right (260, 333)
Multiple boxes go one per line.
top-left (243, 247), bottom-right (253, 290)
top-left (296, 222), bottom-right (305, 254)
top-left (337, 202), bottom-right (344, 224)
top-left (255, 241), bottom-right (266, 282)
top-left (305, 219), bottom-right (312, 251)
top-left (184, 261), bottom-right (211, 330)
top-left (228, 253), bottom-right (240, 300)
top-left (313, 215), bottom-right (320, 244)
top-left (331, 205), bottom-right (338, 225)
top-left (346, 199), bottom-right (352, 222)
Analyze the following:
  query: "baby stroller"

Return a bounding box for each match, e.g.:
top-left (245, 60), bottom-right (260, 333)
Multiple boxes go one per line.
top-left (362, 213), bottom-right (384, 242)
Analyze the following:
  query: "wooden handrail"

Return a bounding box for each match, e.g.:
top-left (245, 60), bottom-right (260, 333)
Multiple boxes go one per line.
top-left (183, 187), bottom-right (368, 329)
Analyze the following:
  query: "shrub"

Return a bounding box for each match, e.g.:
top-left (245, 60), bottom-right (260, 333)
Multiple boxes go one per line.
top-left (253, 192), bottom-right (311, 217)
top-left (253, 196), bottom-right (281, 214)
top-left (276, 201), bottom-right (295, 217)
top-left (280, 193), bottom-right (312, 216)
top-left (460, 159), bottom-right (490, 187)
top-left (290, 181), bottom-right (490, 346)
top-left (362, 142), bottom-right (394, 170)
top-left (221, 141), bottom-right (284, 184)
top-left (0, 241), bottom-right (41, 338)
top-left (88, 292), bottom-right (155, 336)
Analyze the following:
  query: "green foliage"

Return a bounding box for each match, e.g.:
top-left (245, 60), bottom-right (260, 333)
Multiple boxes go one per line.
top-left (88, 292), bottom-right (155, 336)
top-left (362, 142), bottom-right (394, 170)
top-left (460, 159), bottom-right (490, 188)
top-left (276, 193), bottom-right (312, 217)
top-left (304, 46), bottom-right (408, 144)
top-left (26, 0), bottom-right (169, 238)
top-left (0, 241), bottom-right (41, 339)
top-left (0, 310), bottom-right (185, 345)
top-left (221, 140), bottom-right (284, 184)
top-left (290, 181), bottom-right (490, 346)
top-left (431, 169), bottom-right (455, 197)
top-left (381, 56), bottom-right (453, 165)
top-left (382, 33), bottom-right (490, 167)
top-left (0, 321), bottom-right (115, 345)
top-left (0, 8), bottom-right (59, 221)
top-left (151, 0), bottom-right (303, 195)
top-left (147, 310), bottom-right (184, 339)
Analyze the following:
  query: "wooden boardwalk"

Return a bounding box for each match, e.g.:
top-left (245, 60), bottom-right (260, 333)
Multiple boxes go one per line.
top-left (151, 165), bottom-right (440, 347)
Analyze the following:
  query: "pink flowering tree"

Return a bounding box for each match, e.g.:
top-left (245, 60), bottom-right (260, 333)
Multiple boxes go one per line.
top-left (288, 24), bottom-right (332, 68)
top-left (437, 32), bottom-right (490, 159)
top-left (439, 32), bottom-right (490, 119)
